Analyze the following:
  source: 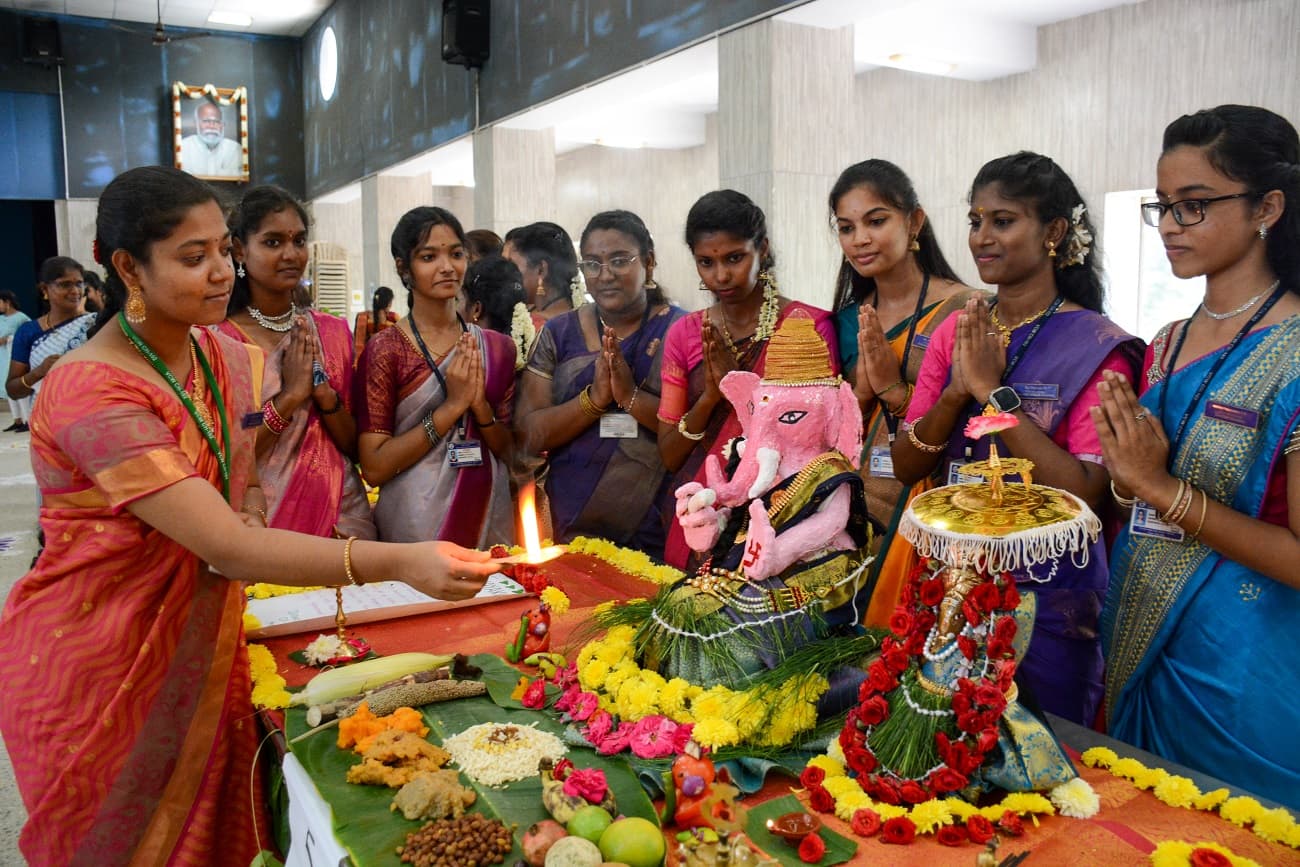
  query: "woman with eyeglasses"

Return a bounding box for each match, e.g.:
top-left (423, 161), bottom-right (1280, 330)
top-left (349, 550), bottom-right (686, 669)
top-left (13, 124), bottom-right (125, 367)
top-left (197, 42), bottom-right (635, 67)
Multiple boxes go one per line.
top-left (515, 211), bottom-right (685, 556)
top-left (1093, 105), bottom-right (1300, 808)
top-left (0, 291), bottom-right (32, 432)
top-left (891, 153), bottom-right (1143, 726)
top-left (6, 257), bottom-right (96, 405)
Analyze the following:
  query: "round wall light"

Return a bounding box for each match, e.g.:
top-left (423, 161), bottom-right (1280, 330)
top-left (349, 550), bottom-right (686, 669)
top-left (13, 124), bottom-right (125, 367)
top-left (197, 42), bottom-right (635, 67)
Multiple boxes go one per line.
top-left (319, 26), bottom-right (338, 102)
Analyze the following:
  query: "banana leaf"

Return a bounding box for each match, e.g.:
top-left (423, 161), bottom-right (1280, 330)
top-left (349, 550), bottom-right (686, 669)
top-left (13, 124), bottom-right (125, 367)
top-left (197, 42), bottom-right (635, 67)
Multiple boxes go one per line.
top-left (745, 796), bottom-right (858, 866)
top-left (285, 653), bottom-right (658, 867)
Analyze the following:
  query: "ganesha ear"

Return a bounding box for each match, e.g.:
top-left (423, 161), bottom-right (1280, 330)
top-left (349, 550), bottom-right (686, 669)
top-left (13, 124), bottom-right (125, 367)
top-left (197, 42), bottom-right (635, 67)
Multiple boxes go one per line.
top-left (719, 371), bottom-right (761, 424)
top-left (835, 381), bottom-right (864, 468)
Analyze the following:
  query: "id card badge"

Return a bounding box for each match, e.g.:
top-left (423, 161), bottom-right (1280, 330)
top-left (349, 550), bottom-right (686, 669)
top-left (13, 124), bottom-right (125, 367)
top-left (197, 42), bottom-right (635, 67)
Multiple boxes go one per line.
top-left (447, 440), bottom-right (484, 468)
top-left (868, 446), bottom-right (895, 479)
top-left (1129, 500), bottom-right (1186, 542)
top-left (599, 412), bottom-right (638, 439)
top-left (947, 460), bottom-right (982, 486)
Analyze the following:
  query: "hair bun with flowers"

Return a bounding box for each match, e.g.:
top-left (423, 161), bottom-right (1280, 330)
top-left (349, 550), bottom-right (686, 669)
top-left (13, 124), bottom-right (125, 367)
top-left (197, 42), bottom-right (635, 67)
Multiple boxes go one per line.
top-left (570, 269), bottom-right (587, 308)
top-left (510, 301), bottom-right (536, 371)
top-left (1059, 204), bottom-right (1093, 269)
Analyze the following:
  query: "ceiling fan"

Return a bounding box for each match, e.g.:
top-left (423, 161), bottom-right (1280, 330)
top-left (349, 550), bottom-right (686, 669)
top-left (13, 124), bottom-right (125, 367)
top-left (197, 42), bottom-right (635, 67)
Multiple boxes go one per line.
top-left (112, 0), bottom-right (214, 46)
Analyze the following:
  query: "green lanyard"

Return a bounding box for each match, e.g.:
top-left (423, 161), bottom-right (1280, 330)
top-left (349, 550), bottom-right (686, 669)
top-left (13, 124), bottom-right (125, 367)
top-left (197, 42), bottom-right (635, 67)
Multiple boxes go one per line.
top-left (118, 312), bottom-right (232, 501)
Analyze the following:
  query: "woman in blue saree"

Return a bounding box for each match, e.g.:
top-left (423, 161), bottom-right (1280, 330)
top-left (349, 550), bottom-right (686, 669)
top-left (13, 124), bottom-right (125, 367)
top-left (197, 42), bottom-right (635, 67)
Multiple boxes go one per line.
top-left (515, 210), bottom-right (685, 557)
top-left (1095, 105), bottom-right (1300, 809)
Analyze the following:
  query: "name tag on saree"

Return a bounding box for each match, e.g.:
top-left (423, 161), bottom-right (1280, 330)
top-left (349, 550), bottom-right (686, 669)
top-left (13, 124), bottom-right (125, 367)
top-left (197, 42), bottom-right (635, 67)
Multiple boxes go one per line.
top-left (1012, 382), bottom-right (1060, 401)
top-left (242, 411), bottom-right (264, 430)
top-left (868, 446), bottom-right (895, 479)
top-left (911, 334), bottom-right (930, 350)
top-left (599, 412), bottom-right (638, 439)
top-left (447, 440), bottom-right (483, 468)
top-left (947, 460), bottom-right (982, 486)
top-left (1129, 501), bottom-right (1185, 542)
top-left (1204, 400), bottom-right (1259, 429)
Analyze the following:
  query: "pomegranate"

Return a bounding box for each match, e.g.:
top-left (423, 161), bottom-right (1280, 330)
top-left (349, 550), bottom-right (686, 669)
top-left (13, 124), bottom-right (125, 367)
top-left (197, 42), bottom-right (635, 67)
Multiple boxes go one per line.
top-left (523, 819), bottom-right (568, 866)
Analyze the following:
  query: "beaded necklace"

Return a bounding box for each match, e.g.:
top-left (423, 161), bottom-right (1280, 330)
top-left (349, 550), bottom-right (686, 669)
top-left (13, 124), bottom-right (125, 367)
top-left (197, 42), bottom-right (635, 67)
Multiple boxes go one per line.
top-left (118, 313), bottom-right (231, 500)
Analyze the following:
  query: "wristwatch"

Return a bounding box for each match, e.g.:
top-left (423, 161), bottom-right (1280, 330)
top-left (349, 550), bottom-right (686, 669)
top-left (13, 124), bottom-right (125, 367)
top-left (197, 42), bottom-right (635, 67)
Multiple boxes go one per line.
top-left (987, 386), bottom-right (1022, 414)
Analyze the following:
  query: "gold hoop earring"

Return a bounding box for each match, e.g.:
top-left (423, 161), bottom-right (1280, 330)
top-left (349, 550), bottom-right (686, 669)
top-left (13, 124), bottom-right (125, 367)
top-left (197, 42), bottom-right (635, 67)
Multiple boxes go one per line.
top-left (125, 285), bottom-right (147, 325)
top-left (909, 236), bottom-right (921, 253)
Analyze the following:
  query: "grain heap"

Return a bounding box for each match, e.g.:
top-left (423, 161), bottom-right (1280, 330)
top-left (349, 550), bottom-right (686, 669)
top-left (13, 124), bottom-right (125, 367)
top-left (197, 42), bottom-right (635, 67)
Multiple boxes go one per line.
top-left (441, 722), bottom-right (566, 787)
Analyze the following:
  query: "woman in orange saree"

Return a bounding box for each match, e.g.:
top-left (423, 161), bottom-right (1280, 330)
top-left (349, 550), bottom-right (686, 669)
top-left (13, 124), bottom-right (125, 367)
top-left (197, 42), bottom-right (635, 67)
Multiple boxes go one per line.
top-left (0, 166), bottom-right (497, 867)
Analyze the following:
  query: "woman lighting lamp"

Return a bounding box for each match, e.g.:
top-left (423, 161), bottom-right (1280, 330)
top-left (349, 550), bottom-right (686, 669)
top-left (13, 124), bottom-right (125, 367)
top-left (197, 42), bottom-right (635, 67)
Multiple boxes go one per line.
top-left (516, 210), bottom-right (685, 557)
top-left (0, 166), bottom-right (497, 866)
top-left (892, 152), bottom-right (1143, 726)
top-left (1094, 105), bottom-right (1300, 808)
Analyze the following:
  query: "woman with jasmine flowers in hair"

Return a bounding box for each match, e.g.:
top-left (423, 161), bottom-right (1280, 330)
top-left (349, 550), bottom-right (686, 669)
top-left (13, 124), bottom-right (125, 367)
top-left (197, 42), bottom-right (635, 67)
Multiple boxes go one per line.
top-left (504, 222), bottom-right (585, 332)
top-left (516, 210), bottom-right (685, 557)
top-left (891, 152), bottom-right (1143, 726)
top-left (1095, 106), bottom-right (1300, 808)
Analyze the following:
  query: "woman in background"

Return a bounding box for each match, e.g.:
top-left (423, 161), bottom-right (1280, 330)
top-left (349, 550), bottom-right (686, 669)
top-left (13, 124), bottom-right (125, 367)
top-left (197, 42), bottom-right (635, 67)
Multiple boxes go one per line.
top-left (216, 185), bottom-right (375, 540)
top-left (892, 152), bottom-right (1142, 726)
top-left (466, 228), bottom-right (503, 263)
top-left (355, 206), bottom-right (517, 546)
top-left (504, 221), bottom-right (583, 329)
top-left (517, 210), bottom-right (685, 556)
top-left (0, 291), bottom-right (31, 431)
top-left (6, 256), bottom-right (95, 404)
top-left (829, 159), bottom-right (982, 625)
top-left (353, 285), bottom-right (398, 362)
top-left (657, 190), bottom-right (838, 571)
top-left (1096, 105), bottom-right (1300, 808)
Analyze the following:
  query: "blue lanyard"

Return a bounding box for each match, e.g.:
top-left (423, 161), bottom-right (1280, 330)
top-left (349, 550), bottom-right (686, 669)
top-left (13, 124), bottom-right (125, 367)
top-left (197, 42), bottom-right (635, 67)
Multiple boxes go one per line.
top-left (996, 294), bottom-right (1064, 383)
top-left (1157, 285), bottom-right (1284, 455)
top-left (408, 313), bottom-right (470, 431)
top-left (883, 272), bottom-right (930, 442)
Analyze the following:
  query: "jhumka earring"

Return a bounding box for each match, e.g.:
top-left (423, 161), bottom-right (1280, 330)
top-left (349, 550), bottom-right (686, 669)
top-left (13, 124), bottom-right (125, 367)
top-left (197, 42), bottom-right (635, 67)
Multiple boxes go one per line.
top-left (125, 285), bottom-right (147, 325)
top-left (236, 262), bottom-right (246, 278)
top-left (644, 278), bottom-right (658, 290)
top-left (909, 236), bottom-right (921, 253)
top-left (1259, 223), bottom-right (1270, 240)
top-left (1047, 241), bottom-right (1057, 259)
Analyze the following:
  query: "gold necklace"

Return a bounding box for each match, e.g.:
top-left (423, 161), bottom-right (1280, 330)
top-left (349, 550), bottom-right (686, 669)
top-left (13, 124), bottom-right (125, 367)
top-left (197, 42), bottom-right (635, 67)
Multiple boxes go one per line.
top-left (188, 338), bottom-right (214, 431)
top-left (989, 302), bottom-right (1052, 347)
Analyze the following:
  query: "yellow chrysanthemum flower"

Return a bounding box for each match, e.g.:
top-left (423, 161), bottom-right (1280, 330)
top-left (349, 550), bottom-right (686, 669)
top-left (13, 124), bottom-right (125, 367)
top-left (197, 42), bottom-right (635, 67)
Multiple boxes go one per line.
top-left (1131, 767), bottom-right (1169, 790)
top-left (999, 792), bottom-right (1055, 816)
top-left (576, 639), bottom-right (603, 670)
top-left (602, 659), bottom-right (640, 695)
top-left (1110, 757), bottom-right (1146, 779)
top-left (615, 677), bottom-right (659, 721)
top-left (1219, 796), bottom-right (1264, 828)
top-left (691, 685), bottom-right (733, 721)
top-left (909, 799), bottom-right (954, 834)
top-left (832, 790), bottom-right (873, 821)
top-left (605, 624), bottom-right (637, 644)
top-left (593, 600), bottom-right (616, 617)
top-left (1251, 806), bottom-right (1298, 845)
top-left (875, 803), bottom-right (908, 820)
top-left (1193, 788), bottom-right (1231, 811)
top-left (579, 658), bottom-right (610, 691)
top-left (1149, 840), bottom-right (1262, 867)
top-left (658, 678), bottom-right (692, 721)
top-left (1080, 746), bottom-right (1118, 768)
top-left (539, 586), bottom-right (570, 615)
top-left (806, 755), bottom-right (845, 779)
top-left (1153, 774), bottom-right (1200, 808)
top-left (827, 739), bottom-right (846, 765)
top-left (943, 798), bottom-right (980, 820)
top-left (596, 640), bottom-right (630, 667)
top-left (246, 643), bottom-right (291, 709)
top-left (823, 776), bottom-right (861, 799)
top-left (242, 611), bottom-right (262, 632)
top-left (693, 718), bottom-right (740, 749)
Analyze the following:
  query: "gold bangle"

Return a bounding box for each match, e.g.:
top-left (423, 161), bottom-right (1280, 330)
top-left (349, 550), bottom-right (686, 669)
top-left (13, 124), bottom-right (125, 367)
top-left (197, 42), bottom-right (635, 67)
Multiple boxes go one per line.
top-left (1110, 480), bottom-right (1137, 508)
top-left (244, 506), bottom-right (268, 525)
top-left (677, 416), bottom-right (706, 441)
top-left (19, 374), bottom-right (31, 389)
top-left (578, 385), bottom-right (606, 419)
top-left (1188, 489), bottom-right (1209, 541)
top-left (878, 379), bottom-right (905, 397)
top-left (343, 536), bottom-right (362, 586)
top-left (1162, 480), bottom-right (1193, 524)
top-left (887, 383), bottom-right (914, 418)
top-left (903, 420), bottom-right (945, 454)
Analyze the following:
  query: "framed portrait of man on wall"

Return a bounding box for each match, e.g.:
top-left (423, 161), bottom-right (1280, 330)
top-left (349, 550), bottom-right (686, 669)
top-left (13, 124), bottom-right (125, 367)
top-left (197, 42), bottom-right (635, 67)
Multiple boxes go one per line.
top-left (172, 82), bottom-right (249, 182)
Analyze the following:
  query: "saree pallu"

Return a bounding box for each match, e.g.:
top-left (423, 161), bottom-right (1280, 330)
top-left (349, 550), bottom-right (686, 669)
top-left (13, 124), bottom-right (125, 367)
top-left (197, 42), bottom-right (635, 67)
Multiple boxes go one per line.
top-left (28, 313), bottom-right (96, 396)
top-left (659, 303), bottom-right (838, 571)
top-left (0, 330), bottom-right (269, 866)
top-left (357, 324), bottom-right (516, 547)
top-left (531, 305), bottom-right (685, 556)
top-left (1103, 317), bottom-right (1300, 809)
top-left (935, 310), bottom-right (1143, 725)
top-left (214, 312), bottom-right (375, 540)
top-left (839, 291), bottom-right (983, 628)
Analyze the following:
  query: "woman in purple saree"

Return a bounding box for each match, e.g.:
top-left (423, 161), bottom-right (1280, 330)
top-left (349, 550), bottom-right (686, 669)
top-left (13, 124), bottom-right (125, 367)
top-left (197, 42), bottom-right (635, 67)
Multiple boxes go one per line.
top-left (355, 207), bottom-right (517, 547)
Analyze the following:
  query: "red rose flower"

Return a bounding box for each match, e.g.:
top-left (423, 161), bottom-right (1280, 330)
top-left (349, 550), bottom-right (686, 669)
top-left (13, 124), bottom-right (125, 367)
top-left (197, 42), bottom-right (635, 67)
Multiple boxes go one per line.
top-left (971, 581), bottom-right (1002, 613)
top-left (798, 832), bottom-right (827, 864)
top-left (962, 598), bottom-right (982, 627)
top-left (883, 646), bottom-right (911, 674)
top-left (975, 682), bottom-right (1004, 707)
top-left (880, 816), bottom-right (917, 845)
top-left (966, 814), bottom-right (995, 844)
top-left (956, 711), bottom-right (983, 733)
top-left (800, 765), bottom-right (826, 789)
top-left (867, 661), bottom-right (899, 693)
top-left (899, 781), bottom-right (929, 804)
top-left (997, 811), bottom-right (1025, 836)
top-left (928, 767), bottom-right (967, 793)
top-left (914, 608), bottom-right (937, 632)
top-left (1189, 848), bottom-right (1233, 867)
top-left (850, 808), bottom-right (882, 837)
top-left (952, 692), bottom-right (972, 715)
top-left (994, 615), bottom-right (1018, 644)
top-left (808, 785), bottom-right (835, 813)
top-left (871, 779), bottom-right (901, 805)
top-left (936, 825), bottom-right (968, 846)
top-left (888, 608), bottom-right (913, 637)
top-left (958, 744), bottom-right (984, 774)
top-left (919, 578), bottom-right (945, 606)
top-left (521, 678), bottom-right (547, 709)
top-left (551, 758), bottom-right (574, 780)
top-left (860, 695), bottom-right (890, 726)
top-left (1002, 580), bottom-right (1021, 610)
top-left (977, 726), bottom-right (999, 753)
top-left (900, 580), bottom-right (916, 606)
top-left (846, 746), bottom-right (878, 775)
top-left (987, 637), bottom-right (1013, 660)
top-left (995, 659), bottom-right (1017, 691)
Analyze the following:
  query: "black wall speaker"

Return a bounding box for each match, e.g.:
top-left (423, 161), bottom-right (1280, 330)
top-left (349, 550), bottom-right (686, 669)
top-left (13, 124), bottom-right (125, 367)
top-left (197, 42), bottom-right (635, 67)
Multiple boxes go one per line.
top-left (442, 0), bottom-right (489, 68)
top-left (21, 17), bottom-right (63, 67)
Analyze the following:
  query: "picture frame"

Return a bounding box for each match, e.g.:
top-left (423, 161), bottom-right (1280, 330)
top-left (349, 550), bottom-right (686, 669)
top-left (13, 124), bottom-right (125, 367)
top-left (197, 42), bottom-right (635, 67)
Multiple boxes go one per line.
top-left (171, 82), bottom-right (249, 182)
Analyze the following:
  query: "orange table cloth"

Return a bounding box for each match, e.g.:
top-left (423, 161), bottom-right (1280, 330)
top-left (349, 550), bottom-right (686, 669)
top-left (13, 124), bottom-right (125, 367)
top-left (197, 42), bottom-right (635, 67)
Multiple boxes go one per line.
top-left (258, 556), bottom-right (1294, 866)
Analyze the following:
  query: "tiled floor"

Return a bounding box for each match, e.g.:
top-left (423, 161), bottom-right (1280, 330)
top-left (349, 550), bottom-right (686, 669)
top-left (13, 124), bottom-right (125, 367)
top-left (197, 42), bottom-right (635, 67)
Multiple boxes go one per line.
top-left (0, 411), bottom-right (37, 863)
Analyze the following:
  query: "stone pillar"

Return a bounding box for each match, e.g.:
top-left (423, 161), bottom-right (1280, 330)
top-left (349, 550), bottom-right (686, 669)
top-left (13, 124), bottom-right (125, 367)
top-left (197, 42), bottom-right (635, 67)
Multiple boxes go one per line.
top-left (473, 126), bottom-right (556, 239)
top-left (717, 19), bottom-right (855, 309)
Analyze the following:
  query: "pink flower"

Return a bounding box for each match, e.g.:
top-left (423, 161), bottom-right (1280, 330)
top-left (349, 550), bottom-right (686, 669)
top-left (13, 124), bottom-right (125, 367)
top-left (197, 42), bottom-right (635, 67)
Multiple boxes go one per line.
top-left (521, 678), bottom-right (547, 709)
top-left (552, 663), bottom-right (578, 689)
top-left (629, 715), bottom-right (679, 759)
top-left (569, 691), bottom-right (601, 722)
top-left (670, 722), bottom-right (695, 754)
top-left (562, 768), bottom-right (609, 804)
top-left (596, 724), bottom-right (632, 755)
top-left (964, 411), bottom-right (1020, 440)
top-left (554, 685), bottom-right (581, 713)
top-left (584, 710), bottom-right (613, 745)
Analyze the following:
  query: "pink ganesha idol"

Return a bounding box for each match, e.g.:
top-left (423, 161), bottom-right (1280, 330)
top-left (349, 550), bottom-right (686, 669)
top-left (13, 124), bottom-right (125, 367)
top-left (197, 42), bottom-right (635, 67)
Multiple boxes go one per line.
top-left (640, 313), bottom-right (878, 696)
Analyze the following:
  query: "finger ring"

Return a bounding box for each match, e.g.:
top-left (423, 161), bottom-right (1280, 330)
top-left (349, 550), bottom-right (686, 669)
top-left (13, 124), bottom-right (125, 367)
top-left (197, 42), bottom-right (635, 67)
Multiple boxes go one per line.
top-left (986, 331), bottom-right (997, 336)
top-left (1134, 411), bottom-right (1148, 421)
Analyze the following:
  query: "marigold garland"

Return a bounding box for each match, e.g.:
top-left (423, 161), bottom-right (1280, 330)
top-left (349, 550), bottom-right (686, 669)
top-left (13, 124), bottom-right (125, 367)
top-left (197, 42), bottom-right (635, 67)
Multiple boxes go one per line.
top-left (246, 582), bottom-right (325, 599)
top-left (248, 642), bottom-right (291, 709)
top-left (567, 536), bottom-right (684, 585)
top-left (1082, 748), bottom-right (1300, 849)
top-left (1149, 840), bottom-right (1262, 867)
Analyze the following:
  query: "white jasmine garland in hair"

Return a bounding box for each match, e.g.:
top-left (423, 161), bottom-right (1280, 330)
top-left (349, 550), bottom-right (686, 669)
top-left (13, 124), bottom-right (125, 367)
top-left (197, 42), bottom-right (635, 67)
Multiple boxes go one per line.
top-left (570, 269), bottom-right (588, 308)
top-left (1061, 204), bottom-right (1093, 268)
top-left (510, 302), bottom-right (535, 370)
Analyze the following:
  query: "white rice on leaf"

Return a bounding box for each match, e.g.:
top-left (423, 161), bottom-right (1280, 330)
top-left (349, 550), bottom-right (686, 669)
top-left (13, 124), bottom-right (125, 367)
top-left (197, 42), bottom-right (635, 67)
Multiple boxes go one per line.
top-left (441, 722), bottom-right (567, 787)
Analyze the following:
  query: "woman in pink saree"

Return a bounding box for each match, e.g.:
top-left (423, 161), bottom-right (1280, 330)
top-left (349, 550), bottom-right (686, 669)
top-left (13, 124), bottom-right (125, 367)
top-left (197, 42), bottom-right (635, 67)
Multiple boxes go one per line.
top-left (0, 167), bottom-right (497, 866)
top-left (215, 186), bottom-right (375, 540)
top-left (355, 206), bottom-right (517, 547)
